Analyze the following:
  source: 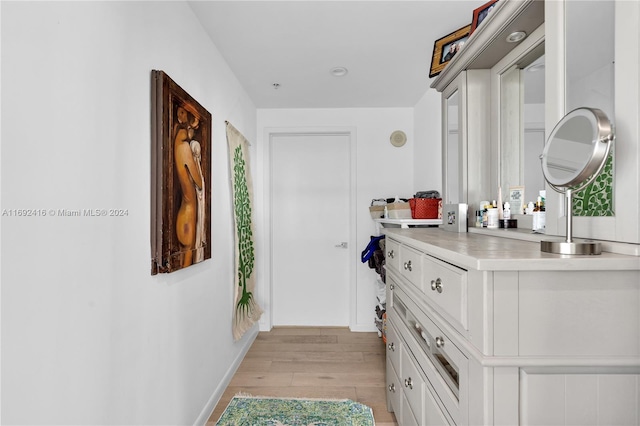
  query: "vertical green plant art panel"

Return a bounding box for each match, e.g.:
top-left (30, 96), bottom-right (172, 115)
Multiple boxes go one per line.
top-left (226, 122), bottom-right (262, 341)
top-left (233, 145), bottom-right (255, 317)
top-left (573, 151), bottom-right (614, 216)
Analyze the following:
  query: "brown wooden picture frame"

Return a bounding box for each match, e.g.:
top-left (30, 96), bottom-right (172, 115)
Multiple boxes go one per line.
top-left (470, 0), bottom-right (499, 35)
top-left (429, 24), bottom-right (472, 78)
top-left (151, 70), bottom-right (212, 275)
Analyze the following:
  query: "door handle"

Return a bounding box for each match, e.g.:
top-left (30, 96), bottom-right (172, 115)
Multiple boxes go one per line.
top-left (335, 242), bottom-right (348, 248)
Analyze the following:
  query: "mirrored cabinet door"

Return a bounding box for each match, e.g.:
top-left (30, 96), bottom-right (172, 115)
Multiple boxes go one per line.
top-left (565, 1), bottom-right (614, 117)
top-left (546, 0), bottom-right (640, 244)
top-left (490, 24), bottom-right (545, 214)
top-left (441, 70), bottom-right (491, 214)
top-left (499, 64), bottom-right (522, 198)
top-left (497, 53), bottom-right (546, 212)
top-left (442, 72), bottom-right (466, 205)
top-left (564, 0), bottom-right (615, 218)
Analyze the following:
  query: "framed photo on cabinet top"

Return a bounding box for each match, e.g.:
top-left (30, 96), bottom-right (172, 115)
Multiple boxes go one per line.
top-left (470, 0), bottom-right (499, 35)
top-left (150, 70), bottom-right (212, 275)
top-left (429, 24), bottom-right (472, 78)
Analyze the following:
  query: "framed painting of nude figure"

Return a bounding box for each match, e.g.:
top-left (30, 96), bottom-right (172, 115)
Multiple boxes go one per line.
top-left (151, 70), bottom-right (211, 275)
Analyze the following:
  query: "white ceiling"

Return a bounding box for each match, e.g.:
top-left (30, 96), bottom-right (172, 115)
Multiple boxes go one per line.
top-left (188, 0), bottom-right (487, 109)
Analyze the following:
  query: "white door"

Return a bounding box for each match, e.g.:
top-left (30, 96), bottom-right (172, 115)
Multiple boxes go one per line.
top-left (270, 133), bottom-right (351, 326)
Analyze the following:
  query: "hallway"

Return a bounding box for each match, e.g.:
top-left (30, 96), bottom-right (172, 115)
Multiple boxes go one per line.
top-left (208, 327), bottom-right (397, 425)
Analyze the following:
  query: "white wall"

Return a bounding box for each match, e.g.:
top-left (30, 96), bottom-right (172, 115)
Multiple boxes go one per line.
top-left (256, 108), bottom-right (415, 331)
top-left (1, 2), bottom-right (256, 424)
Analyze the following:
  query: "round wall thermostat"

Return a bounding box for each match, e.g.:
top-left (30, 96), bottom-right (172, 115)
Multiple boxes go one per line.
top-left (390, 130), bottom-right (407, 147)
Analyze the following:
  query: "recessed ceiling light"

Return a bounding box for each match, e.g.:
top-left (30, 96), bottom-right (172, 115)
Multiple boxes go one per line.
top-left (272, 83), bottom-right (280, 89)
top-left (330, 67), bottom-right (348, 77)
top-left (506, 31), bottom-right (527, 43)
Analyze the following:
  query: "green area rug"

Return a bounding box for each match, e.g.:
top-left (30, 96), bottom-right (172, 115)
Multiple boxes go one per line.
top-left (216, 394), bottom-right (375, 425)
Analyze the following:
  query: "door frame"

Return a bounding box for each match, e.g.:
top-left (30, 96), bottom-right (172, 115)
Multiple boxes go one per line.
top-left (259, 127), bottom-right (357, 331)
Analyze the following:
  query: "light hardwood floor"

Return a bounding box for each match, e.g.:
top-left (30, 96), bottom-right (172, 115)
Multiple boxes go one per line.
top-left (207, 327), bottom-right (398, 425)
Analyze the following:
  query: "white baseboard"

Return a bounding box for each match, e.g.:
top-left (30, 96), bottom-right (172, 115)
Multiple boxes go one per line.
top-left (349, 322), bottom-right (379, 333)
top-left (193, 326), bottom-right (259, 425)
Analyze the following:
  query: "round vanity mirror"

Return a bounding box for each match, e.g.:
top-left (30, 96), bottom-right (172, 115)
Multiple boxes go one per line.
top-left (541, 108), bottom-right (612, 188)
top-left (540, 107), bottom-right (614, 255)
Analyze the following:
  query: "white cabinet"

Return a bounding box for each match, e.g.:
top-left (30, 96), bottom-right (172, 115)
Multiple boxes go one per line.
top-left (384, 228), bottom-right (640, 425)
top-left (420, 254), bottom-right (467, 334)
top-left (545, 0), bottom-right (640, 245)
top-left (386, 306), bottom-right (454, 426)
top-left (440, 70), bottom-right (491, 214)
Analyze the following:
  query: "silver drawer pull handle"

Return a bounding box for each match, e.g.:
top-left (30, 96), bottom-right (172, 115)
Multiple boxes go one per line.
top-left (430, 278), bottom-right (443, 293)
top-left (435, 336), bottom-right (445, 348)
top-left (389, 283), bottom-right (395, 291)
top-left (404, 377), bottom-right (413, 389)
top-left (388, 383), bottom-right (396, 393)
top-left (403, 260), bottom-right (412, 271)
top-left (388, 250), bottom-right (395, 259)
top-left (388, 342), bottom-right (395, 351)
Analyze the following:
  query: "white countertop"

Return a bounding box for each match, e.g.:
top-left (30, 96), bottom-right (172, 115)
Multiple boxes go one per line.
top-left (383, 228), bottom-right (640, 272)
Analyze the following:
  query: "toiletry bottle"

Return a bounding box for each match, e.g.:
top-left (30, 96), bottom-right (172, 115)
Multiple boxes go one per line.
top-left (503, 202), bottom-right (511, 220)
top-left (532, 199), bottom-right (540, 230)
top-left (487, 206), bottom-right (499, 229)
top-left (475, 210), bottom-right (483, 227)
top-left (526, 201), bottom-right (535, 215)
top-left (537, 196), bottom-right (545, 231)
top-left (482, 205), bottom-right (488, 227)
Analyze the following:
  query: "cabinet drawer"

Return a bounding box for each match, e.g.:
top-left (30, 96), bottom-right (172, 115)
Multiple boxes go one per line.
top-left (386, 274), bottom-right (397, 311)
top-left (386, 318), bottom-right (401, 374)
top-left (423, 254), bottom-right (468, 331)
top-left (386, 238), bottom-right (400, 273)
top-left (401, 389), bottom-right (420, 426)
top-left (396, 285), bottom-right (468, 425)
top-left (425, 380), bottom-right (453, 425)
top-left (419, 313), bottom-right (467, 425)
top-left (400, 245), bottom-right (424, 292)
top-left (401, 345), bottom-right (425, 423)
top-left (386, 358), bottom-right (402, 417)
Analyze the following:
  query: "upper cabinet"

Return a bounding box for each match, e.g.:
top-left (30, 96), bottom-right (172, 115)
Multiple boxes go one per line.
top-left (433, 0), bottom-right (543, 215)
top-left (546, 0), bottom-right (640, 245)
top-left (440, 70), bottom-right (491, 208)
top-left (490, 24), bottom-right (545, 211)
top-left (433, 0), bottom-right (640, 246)
top-left (431, 0), bottom-right (544, 93)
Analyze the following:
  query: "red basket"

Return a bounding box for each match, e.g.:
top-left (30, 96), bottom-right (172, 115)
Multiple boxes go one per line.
top-left (409, 198), bottom-right (442, 219)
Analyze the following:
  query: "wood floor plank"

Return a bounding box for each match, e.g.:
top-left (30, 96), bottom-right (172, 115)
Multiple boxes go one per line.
top-left (254, 334), bottom-right (338, 344)
top-left (262, 327), bottom-right (326, 335)
top-left (244, 350), bottom-right (365, 362)
top-left (318, 327), bottom-right (357, 335)
top-left (337, 332), bottom-right (383, 343)
top-left (235, 359), bottom-right (272, 372)
top-left (364, 351), bottom-right (386, 362)
top-left (291, 372), bottom-right (385, 387)
top-left (227, 371), bottom-right (293, 387)
top-left (207, 327), bottom-right (397, 425)
top-left (249, 341), bottom-right (383, 353)
top-left (269, 360), bottom-right (384, 373)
